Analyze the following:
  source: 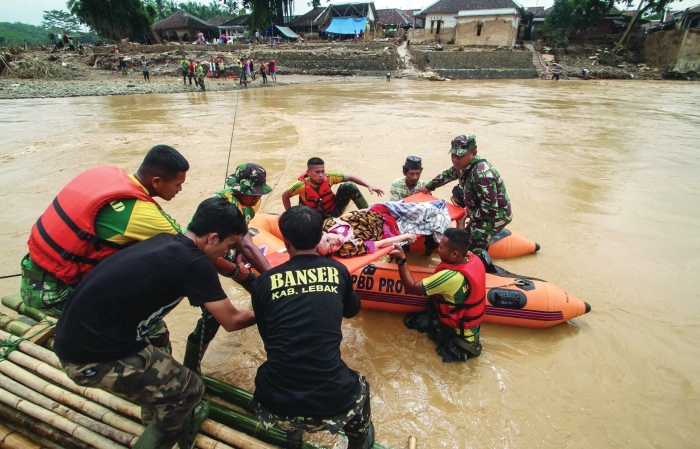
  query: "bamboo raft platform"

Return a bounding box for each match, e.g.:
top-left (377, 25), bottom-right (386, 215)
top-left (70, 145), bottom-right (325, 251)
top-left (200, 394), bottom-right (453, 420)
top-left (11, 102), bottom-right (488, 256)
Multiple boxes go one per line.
top-left (0, 293), bottom-right (413, 449)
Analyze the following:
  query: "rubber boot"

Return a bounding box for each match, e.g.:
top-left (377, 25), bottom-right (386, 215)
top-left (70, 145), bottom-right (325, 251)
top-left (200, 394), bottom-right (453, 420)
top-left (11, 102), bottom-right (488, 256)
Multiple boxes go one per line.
top-left (182, 340), bottom-right (208, 373)
top-left (177, 401), bottom-right (210, 449)
top-left (285, 428), bottom-right (303, 449)
top-left (134, 422), bottom-right (179, 449)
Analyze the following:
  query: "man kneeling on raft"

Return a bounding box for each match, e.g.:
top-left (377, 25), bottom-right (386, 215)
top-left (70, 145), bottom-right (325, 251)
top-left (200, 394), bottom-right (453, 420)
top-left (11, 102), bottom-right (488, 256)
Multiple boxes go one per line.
top-left (54, 197), bottom-right (256, 449)
top-left (282, 157), bottom-right (384, 219)
top-left (390, 228), bottom-right (486, 362)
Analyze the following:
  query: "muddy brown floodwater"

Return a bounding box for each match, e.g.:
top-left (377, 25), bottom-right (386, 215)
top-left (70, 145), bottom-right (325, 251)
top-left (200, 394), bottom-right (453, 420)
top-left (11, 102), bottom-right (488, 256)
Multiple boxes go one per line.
top-left (1, 79), bottom-right (699, 449)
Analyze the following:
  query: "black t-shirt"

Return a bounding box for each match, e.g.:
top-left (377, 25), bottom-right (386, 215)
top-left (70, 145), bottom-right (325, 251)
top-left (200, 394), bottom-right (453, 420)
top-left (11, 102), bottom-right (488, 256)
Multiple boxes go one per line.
top-left (54, 233), bottom-right (227, 364)
top-left (251, 254), bottom-right (361, 418)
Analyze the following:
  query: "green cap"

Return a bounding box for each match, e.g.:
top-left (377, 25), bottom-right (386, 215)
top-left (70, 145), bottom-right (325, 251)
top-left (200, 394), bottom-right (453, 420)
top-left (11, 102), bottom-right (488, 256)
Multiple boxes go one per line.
top-left (448, 135), bottom-right (477, 156)
top-left (225, 163), bottom-right (271, 196)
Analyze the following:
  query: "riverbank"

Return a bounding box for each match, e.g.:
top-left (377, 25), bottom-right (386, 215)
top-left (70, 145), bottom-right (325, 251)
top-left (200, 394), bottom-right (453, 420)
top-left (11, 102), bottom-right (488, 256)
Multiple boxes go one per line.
top-left (0, 72), bottom-right (388, 99)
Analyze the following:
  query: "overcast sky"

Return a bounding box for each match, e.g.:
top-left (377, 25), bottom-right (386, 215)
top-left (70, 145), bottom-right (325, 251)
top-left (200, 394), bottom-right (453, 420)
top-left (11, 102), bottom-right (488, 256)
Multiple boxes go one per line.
top-left (2, 0), bottom-right (698, 26)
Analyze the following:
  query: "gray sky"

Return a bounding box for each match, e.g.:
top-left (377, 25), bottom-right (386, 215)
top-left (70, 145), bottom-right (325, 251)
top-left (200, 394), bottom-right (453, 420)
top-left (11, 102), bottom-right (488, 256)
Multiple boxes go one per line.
top-left (2, 0), bottom-right (698, 26)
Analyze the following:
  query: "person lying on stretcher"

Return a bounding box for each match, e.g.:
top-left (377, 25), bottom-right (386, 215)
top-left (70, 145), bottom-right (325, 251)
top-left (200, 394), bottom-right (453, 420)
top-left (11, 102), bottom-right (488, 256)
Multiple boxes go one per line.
top-left (316, 200), bottom-right (452, 258)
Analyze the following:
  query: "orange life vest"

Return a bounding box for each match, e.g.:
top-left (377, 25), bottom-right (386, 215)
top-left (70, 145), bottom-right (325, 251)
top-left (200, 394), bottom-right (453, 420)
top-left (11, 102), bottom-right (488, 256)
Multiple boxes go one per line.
top-left (432, 254), bottom-right (486, 333)
top-left (27, 166), bottom-right (159, 285)
top-left (298, 172), bottom-right (336, 216)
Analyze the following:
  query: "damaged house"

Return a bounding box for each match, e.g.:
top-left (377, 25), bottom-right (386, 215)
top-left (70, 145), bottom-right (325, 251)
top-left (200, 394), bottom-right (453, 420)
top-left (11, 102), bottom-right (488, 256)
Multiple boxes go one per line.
top-left (410, 0), bottom-right (527, 47)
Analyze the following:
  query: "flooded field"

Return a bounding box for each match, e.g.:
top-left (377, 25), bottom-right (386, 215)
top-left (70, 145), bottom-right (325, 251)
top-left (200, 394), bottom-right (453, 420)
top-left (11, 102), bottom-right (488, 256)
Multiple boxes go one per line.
top-left (1, 78), bottom-right (699, 448)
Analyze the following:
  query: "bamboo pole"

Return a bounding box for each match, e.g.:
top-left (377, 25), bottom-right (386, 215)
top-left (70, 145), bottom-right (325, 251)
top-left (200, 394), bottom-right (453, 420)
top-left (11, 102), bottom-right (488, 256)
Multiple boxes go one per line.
top-left (1, 294), bottom-right (46, 322)
top-left (407, 435), bottom-right (417, 449)
top-left (0, 401), bottom-right (92, 449)
top-left (0, 313), bottom-right (31, 337)
top-left (0, 388), bottom-right (126, 449)
top-left (0, 421), bottom-right (42, 449)
top-left (0, 358), bottom-right (144, 436)
top-left (0, 373), bottom-right (138, 446)
top-left (0, 330), bottom-right (287, 449)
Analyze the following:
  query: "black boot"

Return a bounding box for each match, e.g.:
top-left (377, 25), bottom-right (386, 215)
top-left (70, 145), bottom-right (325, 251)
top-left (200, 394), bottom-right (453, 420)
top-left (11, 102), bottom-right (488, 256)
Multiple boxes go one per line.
top-left (285, 428), bottom-right (303, 449)
top-left (177, 401), bottom-right (210, 449)
top-left (182, 339), bottom-right (208, 373)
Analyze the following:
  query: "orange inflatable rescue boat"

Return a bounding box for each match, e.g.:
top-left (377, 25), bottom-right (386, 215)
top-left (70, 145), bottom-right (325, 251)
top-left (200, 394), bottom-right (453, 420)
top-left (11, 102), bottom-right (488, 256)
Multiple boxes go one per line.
top-left (352, 262), bottom-right (590, 328)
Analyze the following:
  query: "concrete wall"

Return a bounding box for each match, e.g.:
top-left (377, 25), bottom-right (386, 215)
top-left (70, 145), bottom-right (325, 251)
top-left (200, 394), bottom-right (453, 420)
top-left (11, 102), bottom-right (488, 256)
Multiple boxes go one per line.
top-left (250, 48), bottom-right (399, 75)
top-left (410, 48), bottom-right (537, 78)
top-left (94, 42), bottom-right (393, 56)
top-left (409, 27), bottom-right (456, 44)
top-left (644, 29), bottom-right (700, 73)
top-left (455, 15), bottom-right (519, 47)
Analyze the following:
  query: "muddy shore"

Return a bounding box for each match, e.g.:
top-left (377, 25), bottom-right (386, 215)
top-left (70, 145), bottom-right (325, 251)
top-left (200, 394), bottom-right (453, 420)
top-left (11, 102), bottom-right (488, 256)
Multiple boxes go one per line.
top-left (0, 72), bottom-right (389, 100)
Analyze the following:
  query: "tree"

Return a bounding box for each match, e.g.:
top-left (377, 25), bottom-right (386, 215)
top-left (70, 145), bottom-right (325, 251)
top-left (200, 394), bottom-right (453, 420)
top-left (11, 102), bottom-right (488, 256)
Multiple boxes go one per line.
top-left (67, 0), bottom-right (158, 41)
top-left (246, 0), bottom-right (293, 30)
top-left (41, 10), bottom-right (82, 34)
top-left (615, 0), bottom-right (675, 50)
top-left (144, 0), bottom-right (172, 20)
top-left (541, 0), bottom-right (578, 46)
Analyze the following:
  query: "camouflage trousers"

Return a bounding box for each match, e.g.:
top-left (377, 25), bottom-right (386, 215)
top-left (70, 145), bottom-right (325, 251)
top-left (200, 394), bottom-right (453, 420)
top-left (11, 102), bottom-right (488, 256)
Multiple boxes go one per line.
top-left (19, 254), bottom-right (171, 352)
top-left (251, 375), bottom-right (372, 449)
top-left (61, 344), bottom-right (204, 434)
top-left (404, 308), bottom-right (481, 363)
top-left (327, 182), bottom-right (369, 219)
top-left (20, 254), bottom-right (72, 316)
top-left (467, 218), bottom-right (509, 255)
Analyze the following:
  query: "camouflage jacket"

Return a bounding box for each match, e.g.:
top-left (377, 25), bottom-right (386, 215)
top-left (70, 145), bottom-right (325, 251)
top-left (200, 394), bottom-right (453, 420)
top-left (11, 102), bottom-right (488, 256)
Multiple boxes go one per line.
top-left (426, 156), bottom-right (512, 223)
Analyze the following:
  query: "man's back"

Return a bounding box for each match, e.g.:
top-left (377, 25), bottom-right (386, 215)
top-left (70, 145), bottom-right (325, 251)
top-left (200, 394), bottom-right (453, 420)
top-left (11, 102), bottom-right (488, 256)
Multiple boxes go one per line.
top-left (54, 233), bottom-right (225, 364)
top-left (251, 254), bottom-right (360, 417)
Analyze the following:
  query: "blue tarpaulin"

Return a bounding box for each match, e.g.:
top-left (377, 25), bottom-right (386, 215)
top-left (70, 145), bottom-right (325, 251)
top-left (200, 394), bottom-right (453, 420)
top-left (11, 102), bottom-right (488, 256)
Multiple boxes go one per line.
top-left (325, 17), bottom-right (367, 35)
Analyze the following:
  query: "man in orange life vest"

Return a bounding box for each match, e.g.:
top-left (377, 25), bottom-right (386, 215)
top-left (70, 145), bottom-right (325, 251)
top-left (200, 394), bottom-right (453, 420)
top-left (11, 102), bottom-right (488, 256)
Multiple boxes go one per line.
top-left (390, 228), bottom-right (486, 362)
top-left (21, 145), bottom-right (188, 339)
top-left (281, 157), bottom-right (384, 219)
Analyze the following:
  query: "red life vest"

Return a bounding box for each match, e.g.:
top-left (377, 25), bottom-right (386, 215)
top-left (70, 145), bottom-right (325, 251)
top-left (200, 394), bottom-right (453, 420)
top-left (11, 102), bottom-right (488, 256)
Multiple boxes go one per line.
top-left (431, 254), bottom-right (486, 334)
top-left (298, 172), bottom-right (336, 216)
top-left (27, 166), bottom-right (159, 285)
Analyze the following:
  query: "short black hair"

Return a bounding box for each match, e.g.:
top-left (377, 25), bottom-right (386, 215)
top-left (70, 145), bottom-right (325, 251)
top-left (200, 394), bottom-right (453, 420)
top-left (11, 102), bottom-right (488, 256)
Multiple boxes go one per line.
top-left (307, 157), bottom-right (324, 167)
top-left (279, 206), bottom-right (323, 250)
top-left (188, 197), bottom-right (247, 240)
top-left (443, 228), bottom-right (471, 257)
top-left (137, 145), bottom-right (189, 181)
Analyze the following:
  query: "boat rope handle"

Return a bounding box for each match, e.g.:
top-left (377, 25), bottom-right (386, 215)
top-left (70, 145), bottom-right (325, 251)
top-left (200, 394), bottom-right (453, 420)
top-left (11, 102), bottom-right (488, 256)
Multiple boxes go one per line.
top-left (486, 279), bottom-right (529, 289)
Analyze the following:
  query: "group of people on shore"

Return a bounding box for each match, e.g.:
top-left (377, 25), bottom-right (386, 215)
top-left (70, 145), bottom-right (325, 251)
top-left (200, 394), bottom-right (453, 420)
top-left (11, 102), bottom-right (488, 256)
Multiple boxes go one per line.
top-left (18, 135), bottom-right (511, 448)
top-left (178, 56), bottom-right (277, 90)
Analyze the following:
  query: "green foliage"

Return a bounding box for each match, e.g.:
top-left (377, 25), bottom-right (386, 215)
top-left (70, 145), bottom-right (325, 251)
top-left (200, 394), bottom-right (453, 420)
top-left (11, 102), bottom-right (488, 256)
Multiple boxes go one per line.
top-left (41, 10), bottom-right (82, 34)
top-left (247, 0), bottom-right (293, 29)
top-left (643, 11), bottom-right (663, 19)
top-left (541, 0), bottom-right (577, 45)
top-left (174, 1), bottom-right (240, 20)
top-left (0, 22), bottom-right (51, 46)
top-left (67, 0), bottom-right (158, 41)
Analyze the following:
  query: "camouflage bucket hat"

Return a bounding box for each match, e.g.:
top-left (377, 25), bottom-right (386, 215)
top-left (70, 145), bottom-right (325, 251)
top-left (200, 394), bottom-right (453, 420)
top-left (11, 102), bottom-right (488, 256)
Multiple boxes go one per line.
top-left (448, 135), bottom-right (477, 156)
top-left (226, 163), bottom-right (272, 195)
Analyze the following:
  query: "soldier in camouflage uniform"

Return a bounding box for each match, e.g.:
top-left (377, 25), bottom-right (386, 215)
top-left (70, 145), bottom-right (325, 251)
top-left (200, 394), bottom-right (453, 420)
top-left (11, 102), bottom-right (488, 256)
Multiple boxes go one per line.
top-left (55, 198), bottom-right (256, 449)
top-left (420, 135), bottom-right (512, 257)
top-left (183, 163), bottom-right (273, 372)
